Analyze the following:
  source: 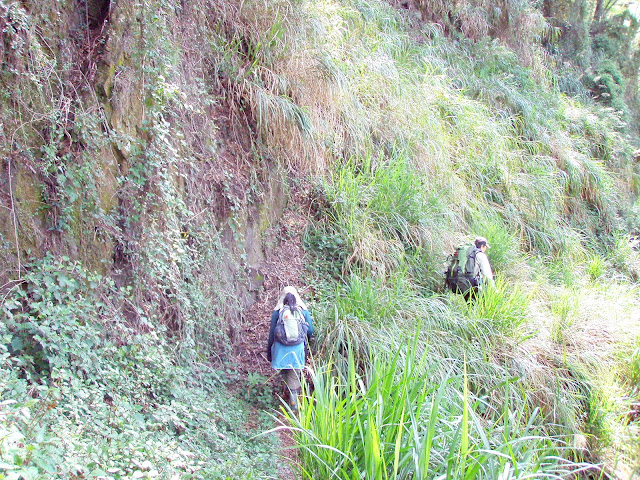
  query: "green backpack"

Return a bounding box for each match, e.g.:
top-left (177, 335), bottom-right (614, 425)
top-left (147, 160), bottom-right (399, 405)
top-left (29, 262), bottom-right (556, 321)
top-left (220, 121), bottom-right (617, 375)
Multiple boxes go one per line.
top-left (445, 244), bottom-right (480, 294)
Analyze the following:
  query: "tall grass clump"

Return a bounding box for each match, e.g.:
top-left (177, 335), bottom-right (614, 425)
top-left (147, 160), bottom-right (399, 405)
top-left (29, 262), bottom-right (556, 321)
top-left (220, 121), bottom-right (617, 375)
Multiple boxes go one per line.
top-left (331, 272), bottom-right (418, 324)
top-left (586, 254), bottom-right (609, 282)
top-left (468, 213), bottom-right (528, 277)
top-left (324, 152), bottom-right (451, 283)
top-left (550, 290), bottom-right (580, 345)
top-left (284, 343), bottom-right (589, 479)
top-left (630, 337), bottom-right (640, 394)
top-left (606, 233), bottom-right (640, 281)
top-left (311, 276), bottom-right (596, 445)
top-left (316, 271), bottom-right (436, 370)
top-left (458, 277), bottom-right (533, 340)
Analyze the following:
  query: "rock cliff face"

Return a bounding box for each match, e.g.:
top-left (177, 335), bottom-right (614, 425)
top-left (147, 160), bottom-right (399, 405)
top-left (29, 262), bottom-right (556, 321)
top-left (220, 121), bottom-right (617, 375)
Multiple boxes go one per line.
top-left (0, 1), bottom-right (294, 347)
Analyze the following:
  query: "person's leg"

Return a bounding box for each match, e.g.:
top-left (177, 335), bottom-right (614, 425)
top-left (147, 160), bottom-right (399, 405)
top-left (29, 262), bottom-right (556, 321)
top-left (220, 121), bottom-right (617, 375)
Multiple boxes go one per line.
top-left (280, 369), bottom-right (302, 411)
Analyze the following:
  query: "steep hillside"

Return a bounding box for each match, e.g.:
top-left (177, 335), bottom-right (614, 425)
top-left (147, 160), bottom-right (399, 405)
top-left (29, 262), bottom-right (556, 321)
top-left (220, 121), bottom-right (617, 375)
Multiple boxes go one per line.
top-left (1, 0), bottom-right (639, 478)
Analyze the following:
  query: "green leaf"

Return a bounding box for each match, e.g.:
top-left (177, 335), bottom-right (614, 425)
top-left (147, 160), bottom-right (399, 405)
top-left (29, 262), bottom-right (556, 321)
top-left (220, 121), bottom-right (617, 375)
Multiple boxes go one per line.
top-left (10, 336), bottom-right (24, 352)
top-left (88, 469), bottom-right (108, 478)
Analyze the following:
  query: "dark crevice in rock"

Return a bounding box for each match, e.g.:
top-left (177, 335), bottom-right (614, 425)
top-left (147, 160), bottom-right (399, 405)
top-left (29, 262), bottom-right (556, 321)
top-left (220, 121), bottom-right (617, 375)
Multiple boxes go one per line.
top-left (84, 0), bottom-right (110, 30)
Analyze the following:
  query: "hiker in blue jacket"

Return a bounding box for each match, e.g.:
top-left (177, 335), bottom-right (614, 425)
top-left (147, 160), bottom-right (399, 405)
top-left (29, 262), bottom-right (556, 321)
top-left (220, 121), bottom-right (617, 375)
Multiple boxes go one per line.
top-left (267, 286), bottom-right (314, 412)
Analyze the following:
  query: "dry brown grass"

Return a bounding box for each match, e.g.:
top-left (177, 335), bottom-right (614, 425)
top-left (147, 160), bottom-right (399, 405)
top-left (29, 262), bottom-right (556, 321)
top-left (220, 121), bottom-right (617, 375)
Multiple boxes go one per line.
top-left (396, 0), bottom-right (548, 66)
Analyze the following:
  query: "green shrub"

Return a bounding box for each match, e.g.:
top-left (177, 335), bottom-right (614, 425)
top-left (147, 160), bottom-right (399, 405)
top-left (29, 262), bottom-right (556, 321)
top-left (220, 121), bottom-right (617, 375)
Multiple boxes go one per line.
top-left (303, 224), bottom-right (350, 280)
top-left (0, 256), bottom-right (280, 479)
top-left (584, 59), bottom-right (626, 110)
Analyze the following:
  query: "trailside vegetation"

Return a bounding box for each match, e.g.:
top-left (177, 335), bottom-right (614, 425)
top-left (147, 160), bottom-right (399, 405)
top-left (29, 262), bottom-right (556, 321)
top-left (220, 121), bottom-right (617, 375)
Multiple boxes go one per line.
top-left (0, 0), bottom-right (639, 479)
top-left (1, 255), bottom-right (280, 478)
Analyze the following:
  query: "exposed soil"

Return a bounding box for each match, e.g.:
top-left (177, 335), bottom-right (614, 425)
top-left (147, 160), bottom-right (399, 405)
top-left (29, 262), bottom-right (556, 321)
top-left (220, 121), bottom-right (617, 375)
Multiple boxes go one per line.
top-left (230, 181), bottom-right (316, 480)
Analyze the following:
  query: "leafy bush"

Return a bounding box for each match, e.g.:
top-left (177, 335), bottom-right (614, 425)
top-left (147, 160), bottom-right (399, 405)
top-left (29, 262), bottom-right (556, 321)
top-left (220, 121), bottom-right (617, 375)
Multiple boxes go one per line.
top-left (303, 224), bottom-right (350, 280)
top-left (0, 256), bottom-right (280, 479)
top-left (584, 59), bottom-right (626, 110)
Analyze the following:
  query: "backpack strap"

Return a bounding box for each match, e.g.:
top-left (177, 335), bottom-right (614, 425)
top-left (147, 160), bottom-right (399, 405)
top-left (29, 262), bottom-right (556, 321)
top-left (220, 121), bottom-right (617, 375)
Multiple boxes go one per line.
top-left (293, 307), bottom-right (309, 343)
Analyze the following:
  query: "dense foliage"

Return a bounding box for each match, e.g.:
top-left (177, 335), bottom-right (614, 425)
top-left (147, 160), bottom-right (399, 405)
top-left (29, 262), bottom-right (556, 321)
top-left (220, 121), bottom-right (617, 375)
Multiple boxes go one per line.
top-left (1, 256), bottom-right (279, 479)
top-left (0, 0), bottom-right (639, 478)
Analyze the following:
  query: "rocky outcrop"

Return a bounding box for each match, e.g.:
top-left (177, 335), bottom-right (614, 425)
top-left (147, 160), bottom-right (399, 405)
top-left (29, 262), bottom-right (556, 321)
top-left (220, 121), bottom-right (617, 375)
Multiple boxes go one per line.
top-left (0, 0), bottom-right (295, 352)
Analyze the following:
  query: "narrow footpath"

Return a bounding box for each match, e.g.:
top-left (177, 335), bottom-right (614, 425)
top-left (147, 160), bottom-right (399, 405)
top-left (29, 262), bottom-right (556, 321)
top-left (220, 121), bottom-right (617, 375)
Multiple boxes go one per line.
top-left (231, 188), bottom-right (314, 480)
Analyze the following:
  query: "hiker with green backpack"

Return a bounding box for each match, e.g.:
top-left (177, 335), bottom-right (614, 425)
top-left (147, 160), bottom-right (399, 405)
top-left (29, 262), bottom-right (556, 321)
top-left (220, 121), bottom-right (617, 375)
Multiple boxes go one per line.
top-left (266, 286), bottom-right (314, 412)
top-left (445, 236), bottom-right (495, 299)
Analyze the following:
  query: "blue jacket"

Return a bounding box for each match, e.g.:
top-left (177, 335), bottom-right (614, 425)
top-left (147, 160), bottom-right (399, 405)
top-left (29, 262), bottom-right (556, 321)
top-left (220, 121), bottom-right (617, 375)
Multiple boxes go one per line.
top-left (268, 308), bottom-right (314, 370)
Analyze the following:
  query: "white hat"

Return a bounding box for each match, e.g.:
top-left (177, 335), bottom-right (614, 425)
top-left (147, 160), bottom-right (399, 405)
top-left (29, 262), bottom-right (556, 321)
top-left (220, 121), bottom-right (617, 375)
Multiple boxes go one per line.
top-left (475, 236), bottom-right (490, 248)
top-left (274, 286), bottom-right (308, 311)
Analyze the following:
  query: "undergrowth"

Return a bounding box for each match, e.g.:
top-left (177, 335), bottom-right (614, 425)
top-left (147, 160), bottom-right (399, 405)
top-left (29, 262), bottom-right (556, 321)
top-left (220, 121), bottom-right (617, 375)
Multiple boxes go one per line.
top-left (1, 0), bottom-right (639, 477)
top-left (0, 256), bottom-right (280, 479)
top-left (282, 341), bottom-right (592, 479)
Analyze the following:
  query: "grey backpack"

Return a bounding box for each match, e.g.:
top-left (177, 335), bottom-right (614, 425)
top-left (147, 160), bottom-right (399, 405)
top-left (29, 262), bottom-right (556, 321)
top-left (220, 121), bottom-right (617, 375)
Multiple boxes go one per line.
top-left (445, 244), bottom-right (481, 294)
top-left (274, 306), bottom-right (308, 346)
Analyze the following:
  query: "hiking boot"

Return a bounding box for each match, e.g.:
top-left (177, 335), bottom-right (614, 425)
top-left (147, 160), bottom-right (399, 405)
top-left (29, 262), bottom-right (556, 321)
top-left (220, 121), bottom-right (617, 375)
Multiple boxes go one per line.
top-left (289, 388), bottom-right (301, 414)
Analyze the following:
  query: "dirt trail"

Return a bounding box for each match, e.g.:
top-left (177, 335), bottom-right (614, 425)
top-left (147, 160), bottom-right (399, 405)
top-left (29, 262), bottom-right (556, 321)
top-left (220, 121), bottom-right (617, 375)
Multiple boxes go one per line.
top-left (231, 186), bottom-right (314, 480)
